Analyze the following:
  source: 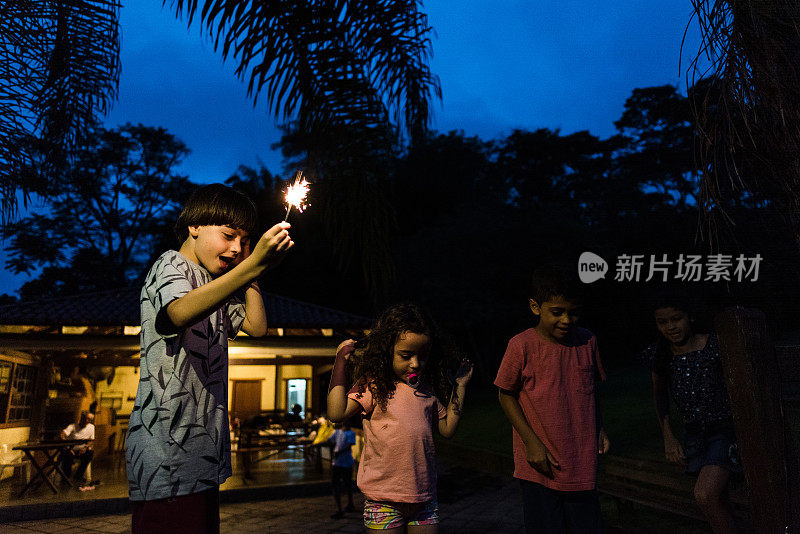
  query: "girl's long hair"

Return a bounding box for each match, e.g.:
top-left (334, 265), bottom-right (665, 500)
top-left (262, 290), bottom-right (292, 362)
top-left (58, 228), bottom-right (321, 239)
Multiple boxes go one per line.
top-left (649, 289), bottom-right (709, 372)
top-left (351, 303), bottom-right (458, 411)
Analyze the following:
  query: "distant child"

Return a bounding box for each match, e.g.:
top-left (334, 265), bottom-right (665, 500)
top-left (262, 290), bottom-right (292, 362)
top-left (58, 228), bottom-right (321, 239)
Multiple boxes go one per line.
top-left (327, 421), bottom-right (357, 519)
top-left (328, 303), bottom-right (473, 532)
top-left (495, 264), bottom-right (609, 534)
top-left (644, 292), bottom-right (740, 534)
top-left (126, 184), bottom-right (293, 534)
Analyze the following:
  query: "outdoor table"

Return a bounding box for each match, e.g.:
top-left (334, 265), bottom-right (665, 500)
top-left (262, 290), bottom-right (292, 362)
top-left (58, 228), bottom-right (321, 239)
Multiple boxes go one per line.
top-left (13, 439), bottom-right (91, 497)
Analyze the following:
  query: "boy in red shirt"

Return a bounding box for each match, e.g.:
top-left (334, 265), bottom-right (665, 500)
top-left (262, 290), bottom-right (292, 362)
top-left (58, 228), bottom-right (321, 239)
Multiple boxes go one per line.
top-left (495, 264), bottom-right (610, 533)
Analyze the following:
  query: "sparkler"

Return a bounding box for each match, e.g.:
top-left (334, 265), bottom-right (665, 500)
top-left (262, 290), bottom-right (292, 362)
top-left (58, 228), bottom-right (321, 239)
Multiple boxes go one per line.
top-left (283, 171), bottom-right (310, 222)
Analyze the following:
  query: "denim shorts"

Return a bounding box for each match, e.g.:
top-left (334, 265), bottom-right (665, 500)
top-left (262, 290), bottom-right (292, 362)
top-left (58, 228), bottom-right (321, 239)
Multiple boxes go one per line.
top-left (363, 499), bottom-right (438, 529)
top-left (683, 425), bottom-right (742, 475)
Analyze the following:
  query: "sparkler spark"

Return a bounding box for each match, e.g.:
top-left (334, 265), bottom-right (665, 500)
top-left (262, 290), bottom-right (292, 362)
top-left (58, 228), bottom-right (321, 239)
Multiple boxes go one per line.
top-left (283, 171), bottom-right (310, 221)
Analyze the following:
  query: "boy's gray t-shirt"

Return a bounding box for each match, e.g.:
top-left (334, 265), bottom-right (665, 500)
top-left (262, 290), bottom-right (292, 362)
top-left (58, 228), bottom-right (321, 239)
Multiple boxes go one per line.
top-left (126, 250), bottom-right (245, 501)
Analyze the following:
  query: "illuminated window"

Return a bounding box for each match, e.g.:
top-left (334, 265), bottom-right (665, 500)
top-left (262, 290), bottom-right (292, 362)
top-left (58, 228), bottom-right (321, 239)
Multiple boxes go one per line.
top-left (0, 360), bottom-right (37, 425)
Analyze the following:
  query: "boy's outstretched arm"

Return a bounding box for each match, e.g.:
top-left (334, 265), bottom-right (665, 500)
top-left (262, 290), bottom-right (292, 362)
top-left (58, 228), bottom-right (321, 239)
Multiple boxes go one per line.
top-left (164, 222), bottom-right (292, 331)
top-left (439, 360), bottom-right (473, 438)
top-left (327, 340), bottom-right (362, 423)
top-left (498, 389), bottom-right (560, 478)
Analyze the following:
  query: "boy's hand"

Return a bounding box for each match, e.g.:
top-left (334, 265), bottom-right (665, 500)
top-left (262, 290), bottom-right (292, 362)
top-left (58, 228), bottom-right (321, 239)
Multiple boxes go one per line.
top-left (250, 222), bottom-right (293, 268)
top-left (525, 437), bottom-right (560, 478)
top-left (664, 432), bottom-right (685, 464)
top-left (598, 428), bottom-right (611, 455)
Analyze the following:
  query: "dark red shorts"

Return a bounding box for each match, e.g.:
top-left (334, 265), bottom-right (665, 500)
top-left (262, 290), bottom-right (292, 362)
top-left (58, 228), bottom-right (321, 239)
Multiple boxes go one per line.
top-left (130, 487), bottom-right (219, 534)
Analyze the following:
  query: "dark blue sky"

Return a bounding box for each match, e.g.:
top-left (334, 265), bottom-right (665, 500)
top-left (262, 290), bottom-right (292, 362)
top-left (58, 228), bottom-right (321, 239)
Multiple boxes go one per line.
top-left (1, 1), bottom-right (703, 295)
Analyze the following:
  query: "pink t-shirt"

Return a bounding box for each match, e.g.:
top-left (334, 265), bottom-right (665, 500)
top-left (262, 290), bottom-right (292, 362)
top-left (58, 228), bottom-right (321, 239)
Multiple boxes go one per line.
top-left (494, 327), bottom-right (605, 491)
top-left (348, 381), bottom-right (447, 502)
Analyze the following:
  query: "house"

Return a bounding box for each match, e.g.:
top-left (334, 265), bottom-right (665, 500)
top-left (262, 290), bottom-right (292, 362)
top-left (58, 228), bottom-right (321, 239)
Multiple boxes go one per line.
top-left (0, 288), bottom-right (369, 468)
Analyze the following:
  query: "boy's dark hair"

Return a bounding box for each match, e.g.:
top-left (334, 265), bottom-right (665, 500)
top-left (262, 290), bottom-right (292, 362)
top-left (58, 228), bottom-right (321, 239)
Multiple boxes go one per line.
top-left (174, 184), bottom-right (258, 243)
top-left (530, 263), bottom-right (582, 304)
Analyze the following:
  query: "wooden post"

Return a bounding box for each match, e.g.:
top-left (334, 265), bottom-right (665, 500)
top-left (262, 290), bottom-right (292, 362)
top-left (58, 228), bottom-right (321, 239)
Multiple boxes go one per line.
top-left (715, 308), bottom-right (796, 533)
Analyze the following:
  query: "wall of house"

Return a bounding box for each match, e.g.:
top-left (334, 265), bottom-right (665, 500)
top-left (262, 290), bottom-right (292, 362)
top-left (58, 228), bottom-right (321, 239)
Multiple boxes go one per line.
top-left (93, 362), bottom-right (316, 416)
top-left (228, 364), bottom-right (277, 411)
top-left (0, 426), bottom-right (30, 480)
top-left (95, 366), bottom-right (138, 415)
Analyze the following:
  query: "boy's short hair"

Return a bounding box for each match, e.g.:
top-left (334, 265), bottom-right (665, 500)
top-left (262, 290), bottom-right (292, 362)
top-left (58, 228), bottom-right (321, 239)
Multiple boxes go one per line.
top-left (174, 184), bottom-right (258, 243)
top-left (530, 263), bottom-right (582, 304)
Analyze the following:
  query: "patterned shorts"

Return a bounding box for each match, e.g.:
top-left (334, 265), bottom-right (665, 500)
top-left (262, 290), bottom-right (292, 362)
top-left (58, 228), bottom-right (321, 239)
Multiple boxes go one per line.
top-left (363, 499), bottom-right (439, 529)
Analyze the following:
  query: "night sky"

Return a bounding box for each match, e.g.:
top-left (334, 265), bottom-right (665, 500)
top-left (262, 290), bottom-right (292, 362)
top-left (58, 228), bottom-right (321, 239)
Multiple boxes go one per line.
top-left (1, 1), bottom-right (703, 296)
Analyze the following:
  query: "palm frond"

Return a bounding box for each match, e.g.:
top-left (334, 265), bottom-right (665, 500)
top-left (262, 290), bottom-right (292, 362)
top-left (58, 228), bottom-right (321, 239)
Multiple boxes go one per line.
top-left (165, 0), bottom-right (439, 142)
top-left (0, 0), bottom-right (121, 222)
top-left (689, 1), bottom-right (800, 250)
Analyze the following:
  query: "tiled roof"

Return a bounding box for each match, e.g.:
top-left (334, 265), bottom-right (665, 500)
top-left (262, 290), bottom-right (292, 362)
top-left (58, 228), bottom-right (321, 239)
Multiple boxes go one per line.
top-left (0, 287), bottom-right (371, 329)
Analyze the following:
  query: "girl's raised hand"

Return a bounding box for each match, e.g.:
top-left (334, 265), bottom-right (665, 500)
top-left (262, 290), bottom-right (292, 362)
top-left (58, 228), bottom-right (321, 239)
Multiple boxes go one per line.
top-left (336, 339), bottom-right (356, 359)
top-left (451, 358), bottom-right (474, 386)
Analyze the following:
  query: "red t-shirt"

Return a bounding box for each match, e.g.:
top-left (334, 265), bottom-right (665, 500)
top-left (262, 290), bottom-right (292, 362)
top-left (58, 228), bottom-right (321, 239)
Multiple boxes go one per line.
top-left (494, 327), bottom-right (605, 491)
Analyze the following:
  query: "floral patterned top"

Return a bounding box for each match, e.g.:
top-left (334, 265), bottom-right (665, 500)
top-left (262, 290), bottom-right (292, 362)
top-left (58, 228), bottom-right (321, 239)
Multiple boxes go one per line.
top-left (126, 251), bottom-right (245, 501)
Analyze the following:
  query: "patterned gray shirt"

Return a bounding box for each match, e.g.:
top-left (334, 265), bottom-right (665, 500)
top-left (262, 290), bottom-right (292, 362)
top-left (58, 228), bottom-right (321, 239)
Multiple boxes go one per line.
top-left (126, 251), bottom-right (245, 501)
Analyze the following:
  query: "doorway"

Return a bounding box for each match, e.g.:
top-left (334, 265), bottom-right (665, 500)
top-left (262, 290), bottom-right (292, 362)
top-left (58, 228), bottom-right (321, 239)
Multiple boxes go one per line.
top-left (286, 379), bottom-right (307, 417)
top-left (231, 380), bottom-right (262, 422)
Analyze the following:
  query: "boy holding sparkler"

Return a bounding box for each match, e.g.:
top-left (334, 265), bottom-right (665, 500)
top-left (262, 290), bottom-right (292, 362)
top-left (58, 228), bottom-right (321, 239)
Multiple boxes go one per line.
top-left (495, 264), bottom-right (609, 534)
top-left (126, 184), bottom-right (293, 534)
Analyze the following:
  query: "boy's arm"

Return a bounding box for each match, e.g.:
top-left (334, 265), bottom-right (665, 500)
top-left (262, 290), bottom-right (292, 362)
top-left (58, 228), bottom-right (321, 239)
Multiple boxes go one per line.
top-left (498, 389), bottom-right (560, 478)
top-left (593, 336), bottom-right (610, 454)
top-left (595, 386), bottom-right (610, 454)
top-left (164, 223), bottom-right (291, 331)
top-left (240, 281), bottom-right (267, 337)
top-left (438, 360), bottom-right (473, 438)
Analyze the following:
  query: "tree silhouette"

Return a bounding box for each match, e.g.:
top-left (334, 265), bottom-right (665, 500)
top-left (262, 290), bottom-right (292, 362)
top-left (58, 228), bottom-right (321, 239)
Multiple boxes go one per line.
top-left (2, 124), bottom-right (191, 299)
top-left (2, 0), bottom-right (440, 301)
top-left (614, 85), bottom-right (698, 210)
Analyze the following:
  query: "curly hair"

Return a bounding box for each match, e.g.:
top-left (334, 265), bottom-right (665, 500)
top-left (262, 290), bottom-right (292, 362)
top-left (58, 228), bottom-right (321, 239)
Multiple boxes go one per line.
top-left (350, 303), bottom-right (459, 411)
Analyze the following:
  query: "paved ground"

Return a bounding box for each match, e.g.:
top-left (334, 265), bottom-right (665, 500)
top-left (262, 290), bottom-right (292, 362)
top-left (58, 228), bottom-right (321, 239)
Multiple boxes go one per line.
top-left (1, 465), bottom-right (527, 533)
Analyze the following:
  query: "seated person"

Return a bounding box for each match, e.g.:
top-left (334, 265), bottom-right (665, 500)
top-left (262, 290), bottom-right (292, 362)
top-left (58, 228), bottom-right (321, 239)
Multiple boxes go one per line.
top-left (60, 411), bottom-right (95, 483)
top-left (285, 403), bottom-right (303, 422)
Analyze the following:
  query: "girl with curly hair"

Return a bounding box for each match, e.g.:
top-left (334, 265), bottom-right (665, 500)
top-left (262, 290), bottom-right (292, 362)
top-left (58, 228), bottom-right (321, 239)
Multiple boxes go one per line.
top-left (327, 303), bottom-right (473, 533)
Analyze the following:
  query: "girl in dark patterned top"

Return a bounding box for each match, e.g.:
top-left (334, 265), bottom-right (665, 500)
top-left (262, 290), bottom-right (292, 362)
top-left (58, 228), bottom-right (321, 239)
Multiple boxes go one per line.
top-left (645, 292), bottom-right (741, 534)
